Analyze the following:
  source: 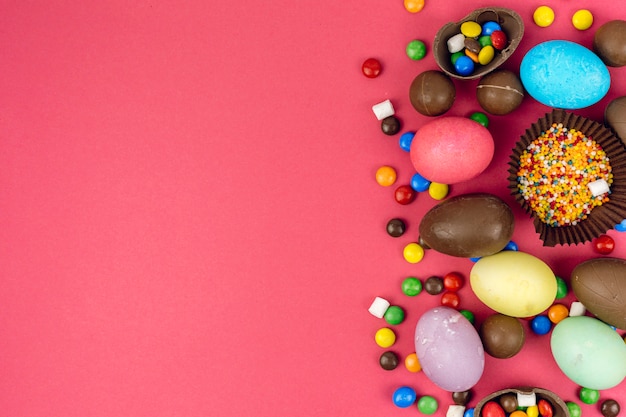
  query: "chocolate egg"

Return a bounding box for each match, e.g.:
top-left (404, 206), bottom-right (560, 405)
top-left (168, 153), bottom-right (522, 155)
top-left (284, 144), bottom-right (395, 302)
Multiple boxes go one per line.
top-left (605, 96), bottom-right (626, 144)
top-left (476, 70), bottom-right (524, 115)
top-left (409, 70), bottom-right (455, 116)
top-left (418, 193), bottom-right (514, 258)
top-left (593, 20), bottom-right (626, 67)
top-left (571, 257), bottom-right (626, 329)
top-left (479, 313), bottom-right (525, 358)
top-left (475, 388), bottom-right (569, 417)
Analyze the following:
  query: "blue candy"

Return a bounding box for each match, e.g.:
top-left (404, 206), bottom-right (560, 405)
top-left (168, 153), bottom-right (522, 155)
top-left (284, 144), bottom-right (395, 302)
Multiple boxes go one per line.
top-left (399, 131), bottom-right (415, 152)
top-left (392, 386), bottom-right (417, 408)
top-left (530, 315), bottom-right (552, 335)
top-left (615, 219), bottom-right (626, 232)
top-left (411, 172), bottom-right (431, 192)
top-left (481, 21), bottom-right (501, 36)
top-left (464, 408), bottom-right (475, 417)
top-left (454, 56), bottom-right (475, 76)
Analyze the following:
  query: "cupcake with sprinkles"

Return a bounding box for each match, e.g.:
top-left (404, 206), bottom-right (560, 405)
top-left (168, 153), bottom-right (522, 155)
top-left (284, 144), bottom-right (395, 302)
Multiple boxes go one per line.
top-left (509, 109), bottom-right (626, 246)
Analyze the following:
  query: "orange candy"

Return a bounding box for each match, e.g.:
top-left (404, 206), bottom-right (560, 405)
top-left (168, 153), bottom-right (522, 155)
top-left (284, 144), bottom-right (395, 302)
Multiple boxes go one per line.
top-left (375, 166), bottom-right (397, 187)
top-left (405, 352), bottom-right (422, 372)
top-left (404, 0), bottom-right (425, 13)
top-left (547, 304), bottom-right (569, 324)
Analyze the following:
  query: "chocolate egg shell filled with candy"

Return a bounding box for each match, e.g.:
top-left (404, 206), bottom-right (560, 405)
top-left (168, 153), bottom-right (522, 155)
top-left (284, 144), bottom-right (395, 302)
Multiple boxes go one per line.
top-left (593, 20), bottom-right (626, 67)
top-left (474, 388), bottom-right (569, 417)
top-left (409, 70), bottom-right (455, 116)
top-left (571, 257), bottom-right (626, 330)
top-left (418, 193), bottom-right (514, 258)
top-left (476, 70), bottom-right (524, 115)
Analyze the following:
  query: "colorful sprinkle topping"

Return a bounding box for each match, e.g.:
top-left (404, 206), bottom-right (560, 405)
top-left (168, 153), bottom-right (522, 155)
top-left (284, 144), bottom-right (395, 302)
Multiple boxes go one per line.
top-left (516, 123), bottom-right (612, 227)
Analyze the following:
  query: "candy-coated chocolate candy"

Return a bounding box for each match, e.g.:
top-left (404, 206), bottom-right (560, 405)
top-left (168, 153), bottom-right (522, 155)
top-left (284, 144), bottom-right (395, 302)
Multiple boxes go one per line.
top-left (375, 165), bottom-right (397, 186)
top-left (418, 396), bottom-right (439, 415)
top-left (375, 327), bottom-right (396, 348)
top-left (424, 276), bottom-right (444, 295)
top-left (478, 45), bottom-right (495, 65)
top-left (465, 49), bottom-right (479, 63)
top-left (579, 387), bottom-right (600, 404)
top-left (572, 9), bottom-right (593, 31)
top-left (384, 305), bottom-right (405, 325)
top-left (404, 352), bottom-right (421, 372)
top-left (555, 276), bottom-right (568, 299)
top-left (440, 291), bottom-right (460, 308)
top-left (511, 411), bottom-right (528, 417)
top-left (547, 304), bottom-right (569, 324)
top-left (452, 390), bottom-right (472, 406)
top-left (533, 6), bottom-right (555, 27)
top-left (459, 309), bottom-right (475, 324)
top-left (428, 182), bottom-right (448, 200)
top-left (395, 185), bottom-right (416, 205)
top-left (499, 394), bottom-right (518, 413)
top-left (380, 351), bottom-right (399, 370)
top-left (393, 386), bottom-right (417, 408)
top-left (404, 0), bottom-right (424, 13)
top-left (479, 35), bottom-right (492, 48)
top-left (551, 316), bottom-right (626, 389)
top-left (407, 39), bottom-right (427, 60)
top-left (538, 399), bottom-right (553, 417)
top-left (362, 58), bottom-right (382, 78)
top-left (381, 115), bottom-right (401, 135)
top-left (386, 218), bottom-right (406, 237)
top-left (411, 172), bottom-right (431, 192)
top-left (403, 242), bottom-right (424, 263)
top-left (460, 21), bottom-right (481, 38)
top-left (594, 234), bottom-right (615, 254)
top-left (481, 21), bottom-right (501, 36)
top-left (402, 276), bottom-right (422, 296)
top-left (419, 194), bottom-right (513, 258)
top-left (399, 131), bottom-right (415, 152)
top-left (465, 408), bottom-right (475, 417)
top-left (490, 30), bottom-right (507, 50)
top-left (469, 111), bottom-right (489, 127)
top-left (480, 313), bottom-right (525, 359)
top-left (483, 401), bottom-right (506, 417)
top-left (566, 402), bottom-right (581, 417)
top-left (601, 400), bottom-right (621, 417)
top-left (443, 272), bottom-right (464, 291)
top-left (504, 240), bottom-right (518, 251)
top-left (447, 33), bottom-right (466, 54)
top-left (410, 118), bottom-right (494, 184)
top-left (464, 38), bottom-right (481, 54)
top-left (415, 307), bottom-right (484, 391)
top-left (594, 20), bottom-right (626, 67)
top-left (530, 315), bottom-right (551, 335)
top-left (527, 405), bottom-right (539, 417)
top-left (451, 51), bottom-right (464, 64)
top-left (454, 55), bottom-right (475, 76)
top-left (409, 70), bottom-right (456, 116)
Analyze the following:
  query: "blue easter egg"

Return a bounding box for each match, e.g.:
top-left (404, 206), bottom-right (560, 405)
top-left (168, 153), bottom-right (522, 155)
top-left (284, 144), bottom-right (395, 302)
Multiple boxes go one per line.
top-left (520, 40), bottom-right (610, 109)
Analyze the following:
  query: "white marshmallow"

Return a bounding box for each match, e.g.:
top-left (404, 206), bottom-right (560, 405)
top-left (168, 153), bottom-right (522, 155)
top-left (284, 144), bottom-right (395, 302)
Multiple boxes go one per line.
top-left (447, 405), bottom-right (466, 417)
top-left (368, 297), bottom-right (390, 318)
top-left (588, 179), bottom-right (610, 197)
top-left (517, 392), bottom-right (537, 407)
top-left (372, 100), bottom-right (395, 121)
top-left (569, 301), bottom-right (586, 317)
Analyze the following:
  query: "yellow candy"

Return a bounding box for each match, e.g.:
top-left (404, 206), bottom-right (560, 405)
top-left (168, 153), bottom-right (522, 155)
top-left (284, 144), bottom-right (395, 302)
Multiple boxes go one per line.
top-left (403, 242), bottom-right (425, 264)
top-left (428, 182), bottom-right (449, 200)
top-left (534, 6), bottom-right (555, 27)
top-left (478, 45), bottom-right (495, 65)
top-left (460, 21), bottom-right (482, 38)
top-left (404, 0), bottom-right (425, 13)
top-left (572, 9), bottom-right (593, 30)
top-left (375, 327), bottom-right (396, 348)
top-left (527, 405), bottom-right (539, 417)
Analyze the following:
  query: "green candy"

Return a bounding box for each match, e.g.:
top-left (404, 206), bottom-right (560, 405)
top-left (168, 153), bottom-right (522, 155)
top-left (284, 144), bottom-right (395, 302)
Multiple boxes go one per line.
top-left (580, 387), bottom-right (600, 404)
top-left (470, 112), bottom-right (489, 127)
top-left (450, 51), bottom-right (464, 65)
top-left (459, 309), bottom-right (475, 324)
top-left (406, 40), bottom-right (426, 60)
top-left (566, 402), bottom-right (582, 417)
top-left (402, 277), bottom-right (422, 296)
top-left (555, 276), bottom-right (568, 299)
top-left (384, 305), bottom-right (405, 325)
top-left (417, 395), bottom-right (438, 414)
top-left (479, 35), bottom-right (492, 47)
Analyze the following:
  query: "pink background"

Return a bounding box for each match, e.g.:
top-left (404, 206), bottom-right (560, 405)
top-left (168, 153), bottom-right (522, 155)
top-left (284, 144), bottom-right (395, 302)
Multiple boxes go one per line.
top-left (1, 1), bottom-right (626, 416)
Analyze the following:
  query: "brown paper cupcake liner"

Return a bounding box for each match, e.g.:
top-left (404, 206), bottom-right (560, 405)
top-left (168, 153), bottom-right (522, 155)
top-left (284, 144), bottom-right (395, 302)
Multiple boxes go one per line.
top-left (508, 109), bottom-right (626, 246)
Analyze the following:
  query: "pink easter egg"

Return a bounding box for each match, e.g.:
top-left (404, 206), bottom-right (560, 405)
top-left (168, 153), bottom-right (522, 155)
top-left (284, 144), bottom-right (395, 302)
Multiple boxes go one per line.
top-left (410, 116), bottom-right (494, 184)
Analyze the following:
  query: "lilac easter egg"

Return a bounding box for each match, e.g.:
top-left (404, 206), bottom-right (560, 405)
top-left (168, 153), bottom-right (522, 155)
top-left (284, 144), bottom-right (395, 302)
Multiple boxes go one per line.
top-left (415, 307), bottom-right (485, 391)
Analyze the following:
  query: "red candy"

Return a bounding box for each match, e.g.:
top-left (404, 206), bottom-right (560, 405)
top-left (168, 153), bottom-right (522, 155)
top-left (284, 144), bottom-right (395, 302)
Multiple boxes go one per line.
top-left (594, 234), bottom-right (615, 254)
top-left (490, 30), bottom-right (507, 50)
top-left (362, 58), bottom-right (382, 78)
top-left (441, 291), bottom-right (460, 308)
top-left (482, 401), bottom-right (506, 417)
top-left (538, 399), bottom-right (553, 417)
top-left (443, 272), bottom-right (464, 291)
top-left (395, 185), bottom-right (416, 205)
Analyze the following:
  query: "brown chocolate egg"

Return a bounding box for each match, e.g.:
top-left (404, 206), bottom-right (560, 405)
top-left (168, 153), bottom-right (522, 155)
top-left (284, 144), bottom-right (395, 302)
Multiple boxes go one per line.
top-left (476, 70), bottom-right (524, 115)
top-left (475, 388), bottom-right (569, 417)
top-left (571, 257), bottom-right (626, 330)
top-left (409, 70), bottom-right (455, 116)
top-left (479, 313), bottom-right (525, 358)
top-left (606, 96), bottom-right (626, 145)
top-left (593, 20), bottom-right (626, 67)
top-left (418, 193), bottom-right (514, 258)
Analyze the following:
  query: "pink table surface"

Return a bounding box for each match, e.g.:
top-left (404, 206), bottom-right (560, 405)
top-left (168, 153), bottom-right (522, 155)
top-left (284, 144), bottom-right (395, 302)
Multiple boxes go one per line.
top-left (1, 1), bottom-right (626, 416)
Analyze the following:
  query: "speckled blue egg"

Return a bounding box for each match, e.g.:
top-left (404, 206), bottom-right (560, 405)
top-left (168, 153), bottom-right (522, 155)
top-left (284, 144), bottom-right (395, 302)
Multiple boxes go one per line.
top-left (520, 40), bottom-right (610, 109)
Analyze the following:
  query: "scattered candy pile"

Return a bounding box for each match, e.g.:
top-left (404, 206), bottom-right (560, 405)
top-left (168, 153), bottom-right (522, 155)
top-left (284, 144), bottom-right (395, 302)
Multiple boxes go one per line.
top-left (446, 20), bottom-right (506, 76)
